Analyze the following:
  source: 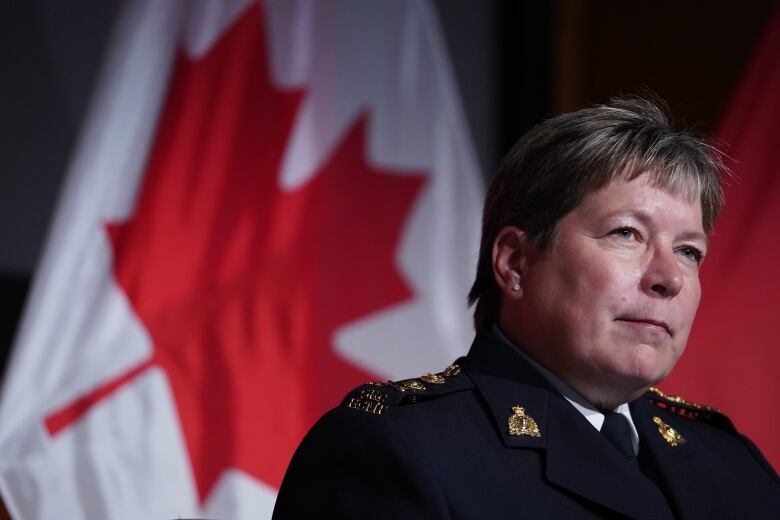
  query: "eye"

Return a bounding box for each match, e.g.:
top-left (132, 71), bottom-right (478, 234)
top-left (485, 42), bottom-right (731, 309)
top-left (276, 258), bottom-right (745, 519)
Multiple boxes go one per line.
top-left (678, 245), bottom-right (704, 264)
top-left (610, 226), bottom-right (640, 240)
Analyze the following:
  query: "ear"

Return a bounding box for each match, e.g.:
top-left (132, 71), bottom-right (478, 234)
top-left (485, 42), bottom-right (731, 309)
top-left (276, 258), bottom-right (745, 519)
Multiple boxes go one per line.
top-left (492, 226), bottom-right (529, 300)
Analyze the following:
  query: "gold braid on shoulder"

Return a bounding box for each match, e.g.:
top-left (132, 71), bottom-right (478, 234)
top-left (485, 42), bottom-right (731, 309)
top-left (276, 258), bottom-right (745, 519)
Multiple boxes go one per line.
top-left (647, 387), bottom-right (733, 431)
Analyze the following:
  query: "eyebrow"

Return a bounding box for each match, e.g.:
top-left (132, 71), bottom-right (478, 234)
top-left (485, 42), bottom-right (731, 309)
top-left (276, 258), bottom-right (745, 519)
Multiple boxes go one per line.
top-left (601, 209), bottom-right (708, 244)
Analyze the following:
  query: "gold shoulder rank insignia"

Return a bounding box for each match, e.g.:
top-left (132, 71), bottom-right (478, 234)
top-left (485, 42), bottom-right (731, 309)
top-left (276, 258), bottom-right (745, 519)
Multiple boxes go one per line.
top-left (399, 379), bottom-right (426, 391)
top-left (387, 364), bottom-right (463, 392)
top-left (648, 387), bottom-right (720, 413)
top-left (646, 386), bottom-right (733, 427)
top-left (351, 363), bottom-right (469, 413)
top-left (442, 364), bottom-right (461, 377)
top-left (420, 372), bottom-right (445, 384)
top-left (347, 387), bottom-right (388, 415)
top-left (508, 405), bottom-right (541, 437)
top-left (653, 416), bottom-right (687, 446)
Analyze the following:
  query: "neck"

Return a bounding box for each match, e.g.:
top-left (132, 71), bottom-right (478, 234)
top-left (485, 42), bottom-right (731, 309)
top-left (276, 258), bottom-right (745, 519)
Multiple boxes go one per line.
top-left (492, 321), bottom-right (648, 411)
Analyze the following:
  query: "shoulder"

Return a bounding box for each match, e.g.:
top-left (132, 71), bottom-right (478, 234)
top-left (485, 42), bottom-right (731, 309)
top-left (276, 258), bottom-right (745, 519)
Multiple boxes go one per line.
top-left (293, 362), bottom-right (475, 451)
top-left (643, 387), bottom-right (779, 483)
top-left (275, 364), bottom-right (474, 517)
top-left (644, 386), bottom-right (735, 431)
top-left (288, 362), bottom-right (479, 463)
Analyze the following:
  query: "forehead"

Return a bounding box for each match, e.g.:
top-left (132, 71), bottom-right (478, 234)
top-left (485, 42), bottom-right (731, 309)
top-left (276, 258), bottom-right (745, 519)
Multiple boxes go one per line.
top-left (574, 173), bottom-right (705, 233)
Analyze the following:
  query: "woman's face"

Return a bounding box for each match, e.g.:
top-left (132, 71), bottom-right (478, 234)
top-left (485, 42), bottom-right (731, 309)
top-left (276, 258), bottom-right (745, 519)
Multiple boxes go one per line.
top-left (509, 173), bottom-right (707, 408)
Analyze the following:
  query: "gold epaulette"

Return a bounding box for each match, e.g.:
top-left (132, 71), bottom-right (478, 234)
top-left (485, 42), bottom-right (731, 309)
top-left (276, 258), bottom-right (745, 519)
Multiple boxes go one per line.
top-left (344, 364), bottom-right (469, 415)
top-left (382, 363), bottom-right (462, 394)
top-left (647, 387), bottom-right (734, 431)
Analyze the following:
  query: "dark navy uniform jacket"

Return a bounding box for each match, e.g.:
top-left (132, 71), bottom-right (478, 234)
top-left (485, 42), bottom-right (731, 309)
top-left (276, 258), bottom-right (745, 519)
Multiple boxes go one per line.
top-left (273, 330), bottom-right (780, 519)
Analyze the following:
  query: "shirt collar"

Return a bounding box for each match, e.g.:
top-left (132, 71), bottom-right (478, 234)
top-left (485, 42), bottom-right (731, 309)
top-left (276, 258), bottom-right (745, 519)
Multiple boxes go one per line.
top-left (492, 324), bottom-right (639, 454)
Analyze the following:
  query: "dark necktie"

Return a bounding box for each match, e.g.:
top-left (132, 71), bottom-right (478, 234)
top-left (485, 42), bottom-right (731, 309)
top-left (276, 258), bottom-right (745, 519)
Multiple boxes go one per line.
top-left (601, 412), bottom-right (636, 460)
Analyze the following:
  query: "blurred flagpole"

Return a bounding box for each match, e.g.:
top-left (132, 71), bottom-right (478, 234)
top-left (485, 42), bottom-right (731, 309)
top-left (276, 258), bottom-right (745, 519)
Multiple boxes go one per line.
top-left (0, 0), bottom-right (484, 518)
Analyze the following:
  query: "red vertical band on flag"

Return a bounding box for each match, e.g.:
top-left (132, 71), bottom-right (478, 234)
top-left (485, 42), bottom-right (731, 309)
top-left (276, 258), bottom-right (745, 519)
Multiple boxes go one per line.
top-left (663, 3), bottom-right (780, 470)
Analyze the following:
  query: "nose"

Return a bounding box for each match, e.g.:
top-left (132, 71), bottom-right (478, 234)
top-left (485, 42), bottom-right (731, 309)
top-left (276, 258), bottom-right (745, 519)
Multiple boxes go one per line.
top-left (641, 248), bottom-right (683, 298)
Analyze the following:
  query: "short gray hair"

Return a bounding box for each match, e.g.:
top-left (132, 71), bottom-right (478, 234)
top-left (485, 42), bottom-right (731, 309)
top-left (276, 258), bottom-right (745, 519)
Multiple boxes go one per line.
top-left (468, 95), bottom-right (727, 329)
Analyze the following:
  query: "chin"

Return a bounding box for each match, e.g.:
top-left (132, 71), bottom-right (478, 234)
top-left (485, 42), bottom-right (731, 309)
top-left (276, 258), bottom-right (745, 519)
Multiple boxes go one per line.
top-left (616, 347), bottom-right (675, 389)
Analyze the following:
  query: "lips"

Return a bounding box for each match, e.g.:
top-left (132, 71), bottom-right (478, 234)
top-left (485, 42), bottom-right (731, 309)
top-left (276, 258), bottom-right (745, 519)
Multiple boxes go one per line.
top-left (615, 317), bottom-right (672, 336)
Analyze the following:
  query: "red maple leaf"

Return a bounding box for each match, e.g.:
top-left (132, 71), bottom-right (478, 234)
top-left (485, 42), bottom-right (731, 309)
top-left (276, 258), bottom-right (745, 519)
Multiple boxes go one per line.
top-left (45, 4), bottom-right (425, 502)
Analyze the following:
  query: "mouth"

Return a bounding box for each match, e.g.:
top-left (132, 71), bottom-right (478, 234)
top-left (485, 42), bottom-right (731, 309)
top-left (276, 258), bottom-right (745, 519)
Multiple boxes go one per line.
top-left (615, 317), bottom-right (672, 336)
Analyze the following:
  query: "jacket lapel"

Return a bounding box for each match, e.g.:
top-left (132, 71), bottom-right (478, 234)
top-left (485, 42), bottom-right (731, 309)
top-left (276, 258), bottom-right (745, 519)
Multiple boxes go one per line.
top-left (631, 396), bottom-right (715, 518)
top-left (462, 330), bottom-right (674, 520)
top-left (544, 395), bottom-right (672, 520)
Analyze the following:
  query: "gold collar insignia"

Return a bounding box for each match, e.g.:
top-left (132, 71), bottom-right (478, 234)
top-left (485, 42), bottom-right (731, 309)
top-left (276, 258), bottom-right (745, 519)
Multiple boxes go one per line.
top-left (653, 416), bottom-right (686, 446)
top-left (508, 405), bottom-right (541, 437)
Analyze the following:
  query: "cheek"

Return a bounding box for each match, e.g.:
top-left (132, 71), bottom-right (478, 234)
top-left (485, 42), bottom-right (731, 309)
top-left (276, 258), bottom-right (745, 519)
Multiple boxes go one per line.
top-left (689, 278), bottom-right (702, 310)
top-left (569, 259), bottom-right (638, 307)
top-left (676, 282), bottom-right (702, 333)
top-left (546, 261), bottom-right (630, 342)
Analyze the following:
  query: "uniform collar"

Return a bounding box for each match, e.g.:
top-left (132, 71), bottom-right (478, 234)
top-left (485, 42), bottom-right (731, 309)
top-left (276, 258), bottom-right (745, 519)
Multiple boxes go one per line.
top-left (460, 328), bottom-right (673, 520)
top-left (491, 324), bottom-right (639, 454)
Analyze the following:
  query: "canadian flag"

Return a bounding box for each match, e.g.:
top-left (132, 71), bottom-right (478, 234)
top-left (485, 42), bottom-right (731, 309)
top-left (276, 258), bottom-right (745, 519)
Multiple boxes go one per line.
top-left (0, 0), bottom-right (483, 518)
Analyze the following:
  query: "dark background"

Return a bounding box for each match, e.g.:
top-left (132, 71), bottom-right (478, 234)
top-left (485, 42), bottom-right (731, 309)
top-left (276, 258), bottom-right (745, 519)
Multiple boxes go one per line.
top-left (1, 0), bottom-right (777, 377)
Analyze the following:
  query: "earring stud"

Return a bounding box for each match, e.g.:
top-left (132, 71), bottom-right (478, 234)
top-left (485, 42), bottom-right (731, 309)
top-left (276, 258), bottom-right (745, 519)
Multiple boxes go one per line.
top-left (511, 283), bottom-right (521, 292)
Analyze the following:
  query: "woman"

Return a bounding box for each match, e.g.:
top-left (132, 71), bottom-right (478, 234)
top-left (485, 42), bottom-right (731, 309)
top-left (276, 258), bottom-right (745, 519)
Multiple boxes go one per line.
top-left (273, 96), bottom-right (779, 518)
